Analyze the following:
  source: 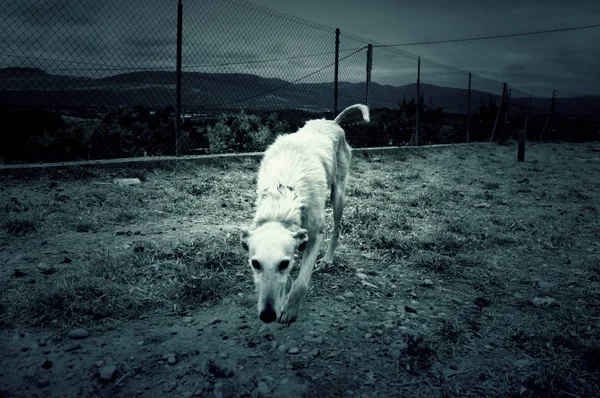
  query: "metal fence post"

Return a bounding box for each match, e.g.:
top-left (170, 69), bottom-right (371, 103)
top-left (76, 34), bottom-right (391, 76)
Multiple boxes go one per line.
top-left (491, 82), bottom-right (506, 142)
top-left (467, 72), bottom-right (471, 143)
top-left (175, 0), bottom-right (183, 157)
top-left (413, 56), bottom-right (420, 146)
top-left (501, 87), bottom-right (511, 142)
top-left (523, 94), bottom-right (532, 133)
top-left (334, 28), bottom-right (340, 117)
top-left (540, 89), bottom-right (556, 140)
top-left (365, 44), bottom-right (372, 106)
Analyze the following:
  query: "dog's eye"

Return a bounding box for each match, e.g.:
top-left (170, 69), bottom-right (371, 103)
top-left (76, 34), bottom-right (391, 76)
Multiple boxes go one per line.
top-left (251, 260), bottom-right (261, 271)
top-left (278, 260), bottom-right (290, 271)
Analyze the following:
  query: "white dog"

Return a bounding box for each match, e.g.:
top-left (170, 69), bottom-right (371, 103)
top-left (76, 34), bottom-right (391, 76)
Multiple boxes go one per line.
top-left (241, 104), bottom-right (370, 323)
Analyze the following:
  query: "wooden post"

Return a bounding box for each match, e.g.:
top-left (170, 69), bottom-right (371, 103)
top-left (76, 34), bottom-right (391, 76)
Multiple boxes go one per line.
top-left (490, 83), bottom-right (506, 142)
top-left (523, 94), bottom-right (532, 133)
top-left (500, 87), bottom-right (511, 142)
top-left (412, 56), bottom-right (420, 146)
top-left (334, 28), bottom-right (340, 117)
top-left (175, 0), bottom-right (183, 156)
top-left (540, 90), bottom-right (556, 140)
top-left (365, 44), bottom-right (372, 106)
top-left (467, 72), bottom-right (471, 143)
top-left (518, 129), bottom-right (526, 162)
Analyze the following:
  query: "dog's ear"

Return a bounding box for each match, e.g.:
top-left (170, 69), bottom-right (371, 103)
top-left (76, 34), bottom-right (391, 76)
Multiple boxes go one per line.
top-left (240, 228), bottom-right (250, 252)
top-left (293, 229), bottom-right (309, 252)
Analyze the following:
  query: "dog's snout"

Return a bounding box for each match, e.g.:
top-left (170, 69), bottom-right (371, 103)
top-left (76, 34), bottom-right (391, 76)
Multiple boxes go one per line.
top-left (259, 301), bottom-right (277, 323)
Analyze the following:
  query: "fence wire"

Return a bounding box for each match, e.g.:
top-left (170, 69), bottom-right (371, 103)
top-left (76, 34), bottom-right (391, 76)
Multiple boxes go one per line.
top-left (1, 0), bottom-right (598, 164)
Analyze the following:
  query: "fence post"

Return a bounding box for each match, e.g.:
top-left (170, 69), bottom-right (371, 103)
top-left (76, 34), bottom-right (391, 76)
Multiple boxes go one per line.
top-left (467, 72), bottom-right (471, 143)
top-left (334, 28), bottom-right (340, 117)
top-left (518, 129), bottom-right (526, 162)
top-left (365, 44), bottom-right (372, 106)
top-left (540, 89), bottom-right (556, 140)
top-left (501, 87), bottom-right (512, 142)
top-left (523, 94), bottom-right (532, 133)
top-left (175, 0), bottom-right (183, 157)
top-left (411, 56), bottom-right (420, 146)
top-left (490, 82), bottom-right (506, 142)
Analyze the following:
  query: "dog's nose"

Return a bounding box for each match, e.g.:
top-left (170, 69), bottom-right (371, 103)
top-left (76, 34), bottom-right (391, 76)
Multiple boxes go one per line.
top-left (259, 302), bottom-right (277, 323)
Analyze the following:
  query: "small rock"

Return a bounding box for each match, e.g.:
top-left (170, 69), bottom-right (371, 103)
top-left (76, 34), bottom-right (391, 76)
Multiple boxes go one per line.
top-left (64, 344), bottom-right (82, 352)
top-left (303, 334), bottom-right (323, 344)
top-left (513, 359), bottom-right (533, 369)
top-left (277, 344), bottom-right (288, 353)
top-left (99, 365), bottom-right (118, 382)
top-left (474, 202), bottom-right (491, 208)
top-left (343, 292), bottom-right (355, 299)
top-left (113, 178), bottom-right (141, 186)
top-left (168, 356), bottom-right (177, 365)
top-left (531, 297), bottom-right (557, 307)
top-left (537, 281), bottom-right (556, 289)
top-left (208, 318), bottom-right (223, 325)
top-left (364, 333), bottom-right (372, 339)
top-left (356, 272), bottom-right (368, 279)
top-left (364, 371), bottom-right (375, 385)
top-left (404, 306), bottom-right (417, 314)
top-left (287, 347), bottom-right (300, 355)
top-left (182, 316), bottom-right (194, 323)
top-left (335, 295), bottom-right (346, 301)
top-left (256, 381), bottom-right (270, 395)
top-left (421, 279), bottom-right (434, 287)
top-left (68, 328), bottom-right (90, 340)
top-left (374, 329), bottom-right (383, 336)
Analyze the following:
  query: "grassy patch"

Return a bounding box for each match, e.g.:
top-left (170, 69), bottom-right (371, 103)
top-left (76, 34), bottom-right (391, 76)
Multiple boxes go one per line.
top-left (1, 211), bottom-right (41, 236)
top-left (1, 235), bottom-right (248, 328)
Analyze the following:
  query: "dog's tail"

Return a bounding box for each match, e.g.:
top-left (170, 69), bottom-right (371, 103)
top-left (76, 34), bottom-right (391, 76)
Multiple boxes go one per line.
top-left (333, 104), bottom-right (370, 124)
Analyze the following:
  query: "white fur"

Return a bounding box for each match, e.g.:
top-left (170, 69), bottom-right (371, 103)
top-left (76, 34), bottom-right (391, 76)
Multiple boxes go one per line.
top-left (242, 104), bottom-right (370, 323)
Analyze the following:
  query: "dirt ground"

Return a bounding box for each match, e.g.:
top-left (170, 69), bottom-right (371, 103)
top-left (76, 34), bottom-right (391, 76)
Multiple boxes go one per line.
top-left (1, 141), bottom-right (599, 397)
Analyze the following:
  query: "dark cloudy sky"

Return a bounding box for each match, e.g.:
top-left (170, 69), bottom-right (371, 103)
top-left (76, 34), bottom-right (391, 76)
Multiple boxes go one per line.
top-left (2, 0), bottom-right (599, 98)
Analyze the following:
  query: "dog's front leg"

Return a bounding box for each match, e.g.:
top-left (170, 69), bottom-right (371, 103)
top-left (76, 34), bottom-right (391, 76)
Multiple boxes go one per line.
top-left (279, 231), bottom-right (323, 324)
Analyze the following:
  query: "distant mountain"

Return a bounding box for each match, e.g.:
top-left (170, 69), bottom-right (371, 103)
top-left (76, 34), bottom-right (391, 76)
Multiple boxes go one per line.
top-left (1, 67), bottom-right (598, 116)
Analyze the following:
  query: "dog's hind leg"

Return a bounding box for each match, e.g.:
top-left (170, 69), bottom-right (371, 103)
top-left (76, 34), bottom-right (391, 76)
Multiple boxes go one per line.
top-left (280, 228), bottom-right (324, 324)
top-left (322, 143), bottom-right (351, 265)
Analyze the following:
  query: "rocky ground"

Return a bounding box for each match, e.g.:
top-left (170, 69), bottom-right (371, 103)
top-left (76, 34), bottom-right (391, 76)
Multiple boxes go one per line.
top-left (1, 142), bottom-right (599, 397)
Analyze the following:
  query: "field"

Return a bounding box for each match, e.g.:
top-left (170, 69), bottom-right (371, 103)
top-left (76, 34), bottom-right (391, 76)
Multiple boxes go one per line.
top-left (1, 141), bottom-right (599, 398)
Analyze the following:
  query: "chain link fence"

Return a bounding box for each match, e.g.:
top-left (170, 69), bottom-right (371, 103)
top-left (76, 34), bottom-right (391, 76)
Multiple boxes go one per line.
top-left (1, 0), bottom-right (598, 164)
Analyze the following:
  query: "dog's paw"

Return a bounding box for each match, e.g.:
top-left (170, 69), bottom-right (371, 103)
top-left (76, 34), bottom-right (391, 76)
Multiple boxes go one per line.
top-left (315, 257), bottom-right (335, 273)
top-left (279, 302), bottom-right (300, 324)
top-left (279, 291), bottom-right (303, 324)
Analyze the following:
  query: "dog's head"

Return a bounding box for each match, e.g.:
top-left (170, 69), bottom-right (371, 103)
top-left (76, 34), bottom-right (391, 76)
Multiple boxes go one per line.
top-left (241, 222), bottom-right (308, 323)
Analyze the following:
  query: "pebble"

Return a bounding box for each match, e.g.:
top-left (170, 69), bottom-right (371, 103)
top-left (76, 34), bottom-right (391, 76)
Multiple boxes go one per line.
top-left (68, 328), bottom-right (90, 340)
top-left (343, 292), bottom-right (355, 298)
top-left (257, 381), bottom-right (270, 395)
top-left (64, 344), bottom-right (82, 352)
top-left (335, 295), bottom-right (346, 302)
top-left (531, 297), bottom-right (557, 307)
top-left (278, 344), bottom-right (288, 353)
top-left (537, 281), bottom-right (556, 289)
top-left (303, 334), bottom-right (323, 344)
top-left (99, 365), bottom-right (118, 382)
top-left (422, 279), bottom-right (434, 287)
top-left (288, 347), bottom-right (300, 354)
top-left (356, 272), bottom-right (368, 280)
top-left (168, 356), bottom-right (177, 365)
top-left (364, 333), bottom-right (372, 339)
